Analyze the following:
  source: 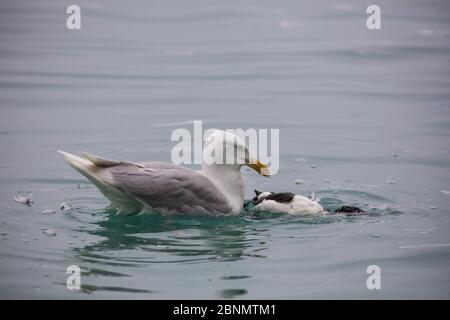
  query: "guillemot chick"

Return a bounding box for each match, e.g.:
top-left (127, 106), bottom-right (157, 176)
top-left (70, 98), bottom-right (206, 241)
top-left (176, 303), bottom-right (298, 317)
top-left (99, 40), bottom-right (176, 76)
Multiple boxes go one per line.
top-left (250, 190), bottom-right (366, 216)
top-left (251, 190), bottom-right (325, 215)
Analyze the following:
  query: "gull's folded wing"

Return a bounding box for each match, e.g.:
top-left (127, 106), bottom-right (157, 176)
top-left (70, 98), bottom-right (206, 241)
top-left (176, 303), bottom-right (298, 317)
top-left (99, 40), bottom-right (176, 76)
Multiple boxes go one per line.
top-left (110, 162), bottom-right (233, 214)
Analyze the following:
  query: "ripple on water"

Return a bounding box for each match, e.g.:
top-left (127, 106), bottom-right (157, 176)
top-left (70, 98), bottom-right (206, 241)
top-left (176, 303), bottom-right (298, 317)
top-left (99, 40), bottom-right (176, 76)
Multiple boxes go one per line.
top-left (64, 194), bottom-right (399, 271)
top-left (221, 275), bottom-right (251, 280)
top-left (20, 184), bottom-right (401, 297)
top-left (79, 284), bottom-right (156, 295)
top-left (218, 288), bottom-right (248, 299)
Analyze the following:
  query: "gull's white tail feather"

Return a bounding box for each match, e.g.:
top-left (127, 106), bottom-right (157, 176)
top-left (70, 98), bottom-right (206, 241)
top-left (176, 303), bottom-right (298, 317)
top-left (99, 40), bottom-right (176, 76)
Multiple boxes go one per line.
top-left (80, 152), bottom-right (122, 167)
top-left (58, 150), bottom-right (95, 173)
top-left (58, 150), bottom-right (142, 213)
top-left (58, 150), bottom-right (111, 192)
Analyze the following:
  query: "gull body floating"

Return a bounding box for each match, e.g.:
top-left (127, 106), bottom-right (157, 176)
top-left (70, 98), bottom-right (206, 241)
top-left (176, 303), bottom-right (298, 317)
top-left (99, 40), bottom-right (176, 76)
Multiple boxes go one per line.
top-left (58, 130), bottom-right (269, 215)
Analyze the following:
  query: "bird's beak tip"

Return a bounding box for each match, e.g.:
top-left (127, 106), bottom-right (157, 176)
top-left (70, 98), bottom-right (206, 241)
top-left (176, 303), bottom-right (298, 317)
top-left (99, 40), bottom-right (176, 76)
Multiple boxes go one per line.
top-left (247, 160), bottom-right (270, 176)
top-left (260, 166), bottom-right (270, 177)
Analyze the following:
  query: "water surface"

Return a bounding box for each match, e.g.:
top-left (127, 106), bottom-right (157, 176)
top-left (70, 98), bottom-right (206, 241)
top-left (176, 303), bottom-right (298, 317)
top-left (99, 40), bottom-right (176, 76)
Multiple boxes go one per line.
top-left (0, 0), bottom-right (449, 299)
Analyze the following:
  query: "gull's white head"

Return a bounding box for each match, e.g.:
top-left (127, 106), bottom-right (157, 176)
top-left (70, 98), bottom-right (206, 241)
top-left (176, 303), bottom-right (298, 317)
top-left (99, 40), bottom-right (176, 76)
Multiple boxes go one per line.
top-left (202, 130), bottom-right (269, 176)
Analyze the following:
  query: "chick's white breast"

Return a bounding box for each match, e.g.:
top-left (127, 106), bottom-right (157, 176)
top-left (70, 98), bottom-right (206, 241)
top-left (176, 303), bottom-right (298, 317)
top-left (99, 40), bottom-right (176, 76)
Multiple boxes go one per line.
top-left (255, 195), bottom-right (324, 215)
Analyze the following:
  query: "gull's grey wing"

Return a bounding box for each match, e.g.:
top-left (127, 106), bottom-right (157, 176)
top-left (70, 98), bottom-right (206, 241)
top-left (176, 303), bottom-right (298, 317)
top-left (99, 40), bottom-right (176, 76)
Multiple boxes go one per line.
top-left (109, 162), bottom-right (233, 214)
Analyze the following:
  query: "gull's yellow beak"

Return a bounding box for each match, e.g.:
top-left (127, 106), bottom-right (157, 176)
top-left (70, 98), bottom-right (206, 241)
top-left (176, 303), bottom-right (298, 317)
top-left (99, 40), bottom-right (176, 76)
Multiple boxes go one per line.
top-left (248, 160), bottom-right (270, 177)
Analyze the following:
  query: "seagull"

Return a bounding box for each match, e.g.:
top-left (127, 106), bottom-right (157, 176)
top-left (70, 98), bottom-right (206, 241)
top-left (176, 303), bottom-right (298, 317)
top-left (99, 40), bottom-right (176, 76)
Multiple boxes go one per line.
top-left (59, 130), bottom-right (269, 214)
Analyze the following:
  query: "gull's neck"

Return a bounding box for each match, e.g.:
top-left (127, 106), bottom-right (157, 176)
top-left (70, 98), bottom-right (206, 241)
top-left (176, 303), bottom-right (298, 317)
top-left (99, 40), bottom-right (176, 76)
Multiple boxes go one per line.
top-left (201, 164), bottom-right (245, 214)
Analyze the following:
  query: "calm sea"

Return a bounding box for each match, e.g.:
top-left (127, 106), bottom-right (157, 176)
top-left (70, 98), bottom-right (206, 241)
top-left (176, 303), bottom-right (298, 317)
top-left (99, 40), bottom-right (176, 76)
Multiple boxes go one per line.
top-left (0, 0), bottom-right (449, 298)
